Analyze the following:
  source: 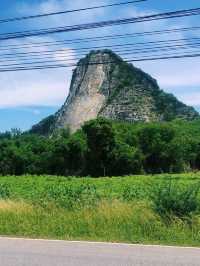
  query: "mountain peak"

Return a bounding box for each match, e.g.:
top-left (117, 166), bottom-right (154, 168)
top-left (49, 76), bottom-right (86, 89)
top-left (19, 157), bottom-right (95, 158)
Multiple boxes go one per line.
top-left (31, 50), bottom-right (199, 134)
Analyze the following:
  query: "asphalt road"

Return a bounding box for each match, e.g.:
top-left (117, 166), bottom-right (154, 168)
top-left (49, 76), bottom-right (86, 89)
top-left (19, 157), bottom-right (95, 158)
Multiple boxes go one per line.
top-left (0, 237), bottom-right (199, 266)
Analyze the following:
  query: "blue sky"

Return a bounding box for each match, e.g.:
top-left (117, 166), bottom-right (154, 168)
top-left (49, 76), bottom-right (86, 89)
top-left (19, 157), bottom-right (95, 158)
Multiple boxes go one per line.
top-left (0, 0), bottom-right (200, 132)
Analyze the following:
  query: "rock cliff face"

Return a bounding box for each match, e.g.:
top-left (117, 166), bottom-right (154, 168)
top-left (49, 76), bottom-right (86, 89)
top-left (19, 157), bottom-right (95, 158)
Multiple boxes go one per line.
top-left (31, 50), bottom-right (199, 134)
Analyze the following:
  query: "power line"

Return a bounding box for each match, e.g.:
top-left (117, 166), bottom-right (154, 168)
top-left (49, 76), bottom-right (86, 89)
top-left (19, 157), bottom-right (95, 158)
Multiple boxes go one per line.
top-left (0, 44), bottom-right (200, 68)
top-left (0, 7), bottom-right (200, 40)
top-left (0, 52), bottom-right (200, 72)
top-left (0, 37), bottom-right (199, 59)
top-left (0, 40), bottom-right (200, 68)
top-left (1, 39), bottom-right (200, 64)
top-left (0, 42), bottom-right (200, 67)
top-left (0, 0), bottom-right (147, 24)
top-left (1, 25), bottom-right (200, 51)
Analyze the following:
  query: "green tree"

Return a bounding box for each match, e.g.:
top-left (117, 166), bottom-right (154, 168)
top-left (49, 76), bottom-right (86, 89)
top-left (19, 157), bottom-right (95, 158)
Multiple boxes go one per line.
top-left (110, 143), bottom-right (143, 175)
top-left (48, 137), bottom-right (69, 175)
top-left (137, 124), bottom-right (183, 173)
top-left (82, 118), bottom-right (116, 176)
top-left (66, 131), bottom-right (87, 175)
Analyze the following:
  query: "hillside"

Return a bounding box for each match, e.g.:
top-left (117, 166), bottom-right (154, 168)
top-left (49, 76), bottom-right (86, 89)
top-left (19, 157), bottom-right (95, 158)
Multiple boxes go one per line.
top-left (31, 50), bottom-right (199, 134)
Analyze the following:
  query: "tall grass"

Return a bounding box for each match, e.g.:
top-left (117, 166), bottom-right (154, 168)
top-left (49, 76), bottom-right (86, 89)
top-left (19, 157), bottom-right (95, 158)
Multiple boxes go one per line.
top-left (0, 199), bottom-right (199, 246)
top-left (0, 174), bottom-right (199, 246)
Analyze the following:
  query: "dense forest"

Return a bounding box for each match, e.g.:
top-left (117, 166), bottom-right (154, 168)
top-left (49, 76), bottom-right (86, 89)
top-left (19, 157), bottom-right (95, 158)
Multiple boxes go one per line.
top-left (1, 118), bottom-right (200, 177)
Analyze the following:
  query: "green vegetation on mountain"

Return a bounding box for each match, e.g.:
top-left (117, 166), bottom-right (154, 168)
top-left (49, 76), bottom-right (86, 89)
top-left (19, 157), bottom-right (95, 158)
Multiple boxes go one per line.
top-left (31, 50), bottom-right (199, 134)
top-left (30, 115), bottom-right (56, 136)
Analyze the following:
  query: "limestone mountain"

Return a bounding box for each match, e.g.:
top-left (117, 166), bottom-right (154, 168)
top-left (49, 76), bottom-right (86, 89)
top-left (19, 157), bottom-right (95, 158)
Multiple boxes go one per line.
top-left (31, 50), bottom-right (199, 134)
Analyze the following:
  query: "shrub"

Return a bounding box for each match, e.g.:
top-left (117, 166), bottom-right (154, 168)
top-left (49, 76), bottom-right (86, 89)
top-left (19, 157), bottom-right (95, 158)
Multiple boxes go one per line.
top-left (151, 180), bottom-right (200, 219)
top-left (0, 183), bottom-right (10, 199)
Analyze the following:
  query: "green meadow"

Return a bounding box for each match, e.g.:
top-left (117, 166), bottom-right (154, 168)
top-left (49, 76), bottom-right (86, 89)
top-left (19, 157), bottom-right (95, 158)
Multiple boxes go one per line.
top-left (0, 174), bottom-right (199, 246)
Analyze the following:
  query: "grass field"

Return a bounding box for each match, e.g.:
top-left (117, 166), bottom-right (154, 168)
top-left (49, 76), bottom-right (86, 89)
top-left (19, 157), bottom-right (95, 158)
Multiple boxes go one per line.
top-left (0, 174), bottom-right (200, 246)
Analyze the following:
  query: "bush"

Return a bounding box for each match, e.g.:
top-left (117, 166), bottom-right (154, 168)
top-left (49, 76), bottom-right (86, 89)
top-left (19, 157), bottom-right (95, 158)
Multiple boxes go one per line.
top-left (0, 183), bottom-right (10, 199)
top-left (151, 180), bottom-right (200, 219)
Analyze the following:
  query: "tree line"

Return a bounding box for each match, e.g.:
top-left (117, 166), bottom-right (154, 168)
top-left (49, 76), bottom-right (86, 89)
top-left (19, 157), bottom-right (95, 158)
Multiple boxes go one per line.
top-left (1, 118), bottom-right (200, 177)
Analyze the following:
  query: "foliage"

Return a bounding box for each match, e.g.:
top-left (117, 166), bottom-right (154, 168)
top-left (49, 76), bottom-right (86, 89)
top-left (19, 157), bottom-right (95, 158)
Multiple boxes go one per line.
top-left (82, 118), bottom-right (116, 176)
top-left (137, 124), bottom-right (184, 173)
top-left (151, 180), bottom-right (200, 219)
top-left (1, 118), bottom-right (200, 176)
top-left (40, 183), bottom-right (99, 209)
top-left (109, 143), bottom-right (143, 175)
top-left (0, 173), bottom-right (199, 209)
top-left (0, 174), bottom-right (200, 246)
top-left (121, 184), bottom-right (147, 201)
top-left (30, 115), bottom-right (56, 136)
top-left (0, 183), bottom-right (10, 199)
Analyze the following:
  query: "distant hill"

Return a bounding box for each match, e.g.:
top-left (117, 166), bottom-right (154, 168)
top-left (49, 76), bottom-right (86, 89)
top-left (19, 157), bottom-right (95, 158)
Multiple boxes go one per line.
top-left (31, 49), bottom-right (199, 134)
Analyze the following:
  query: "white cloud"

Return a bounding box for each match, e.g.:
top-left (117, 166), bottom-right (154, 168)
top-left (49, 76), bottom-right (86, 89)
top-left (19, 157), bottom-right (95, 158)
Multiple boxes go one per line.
top-left (0, 0), bottom-right (199, 109)
top-left (0, 0), bottom-right (110, 108)
top-left (0, 67), bottom-right (71, 108)
top-left (0, 33), bottom-right (76, 108)
top-left (136, 57), bottom-right (200, 88)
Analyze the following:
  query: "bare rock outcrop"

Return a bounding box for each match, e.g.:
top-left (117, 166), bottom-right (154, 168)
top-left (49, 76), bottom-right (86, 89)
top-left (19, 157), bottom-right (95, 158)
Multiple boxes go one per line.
top-left (31, 50), bottom-right (199, 134)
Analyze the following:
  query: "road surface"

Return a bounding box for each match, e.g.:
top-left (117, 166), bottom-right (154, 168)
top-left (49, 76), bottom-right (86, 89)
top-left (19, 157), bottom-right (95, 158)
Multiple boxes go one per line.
top-left (0, 237), bottom-right (199, 266)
